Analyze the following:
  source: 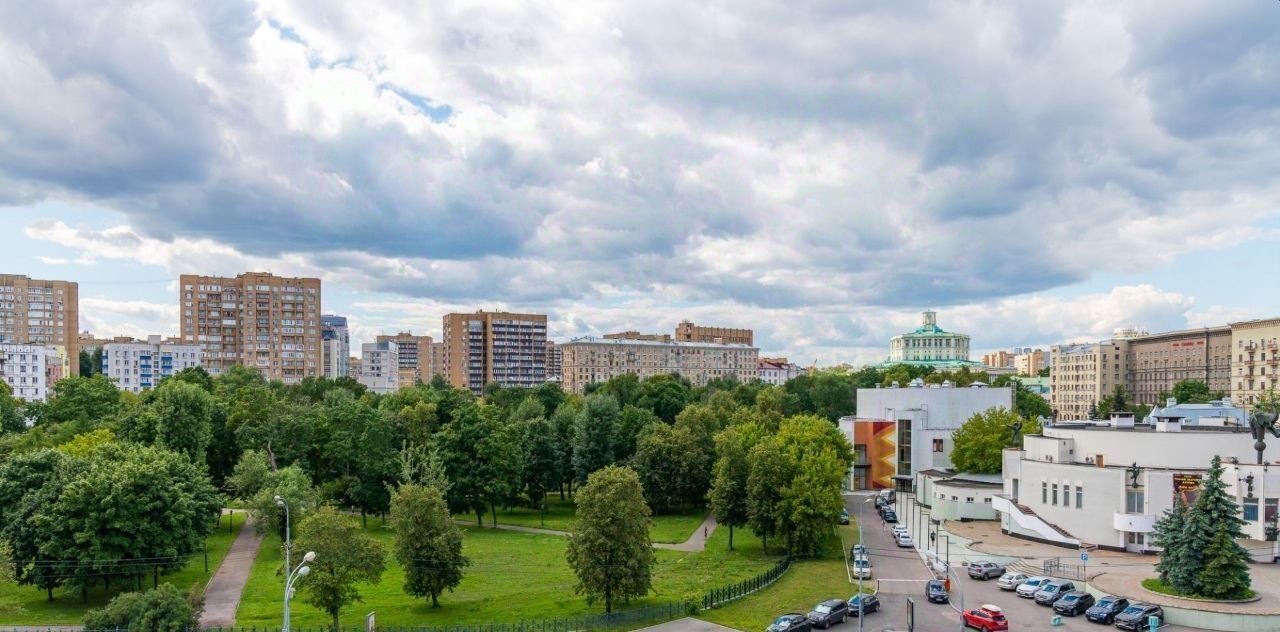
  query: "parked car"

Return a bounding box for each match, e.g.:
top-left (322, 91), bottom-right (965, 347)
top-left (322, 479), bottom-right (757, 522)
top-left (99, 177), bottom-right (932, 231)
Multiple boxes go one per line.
top-left (848, 593), bottom-right (880, 616)
top-left (896, 532), bottom-right (914, 548)
top-left (995, 572), bottom-right (1028, 591)
top-left (961, 604), bottom-right (1008, 632)
top-left (852, 559), bottom-right (873, 579)
top-left (1052, 591), bottom-right (1095, 616)
top-left (849, 544), bottom-right (868, 558)
top-left (925, 579), bottom-right (949, 604)
top-left (838, 509), bottom-right (850, 525)
top-left (882, 509), bottom-right (898, 523)
top-left (1113, 603), bottom-right (1163, 631)
top-left (1033, 580), bottom-right (1075, 606)
top-left (766, 614), bottom-right (813, 632)
top-left (1084, 595), bottom-right (1129, 624)
top-left (967, 561), bottom-right (1006, 580)
top-left (806, 599), bottom-right (849, 629)
top-left (1014, 576), bottom-right (1050, 598)
top-left (891, 524), bottom-right (909, 536)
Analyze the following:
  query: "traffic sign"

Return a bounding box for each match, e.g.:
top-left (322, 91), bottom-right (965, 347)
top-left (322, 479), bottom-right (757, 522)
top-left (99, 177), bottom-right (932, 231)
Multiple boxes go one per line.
top-left (1080, 552), bottom-right (1089, 562)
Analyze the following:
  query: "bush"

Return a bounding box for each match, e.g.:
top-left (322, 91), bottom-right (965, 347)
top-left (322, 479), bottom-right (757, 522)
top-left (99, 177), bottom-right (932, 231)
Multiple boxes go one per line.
top-left (82, 584), bottom-right (195, 632)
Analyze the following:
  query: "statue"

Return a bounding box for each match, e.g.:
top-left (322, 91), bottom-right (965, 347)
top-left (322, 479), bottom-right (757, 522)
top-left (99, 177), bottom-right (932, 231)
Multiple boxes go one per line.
top-left (1249, 405), bottom-right (1280, 465)
top-left (1127, 462), bottom-right (1141, 487)
top-left (1009, 419), bottom-right (1023, 446)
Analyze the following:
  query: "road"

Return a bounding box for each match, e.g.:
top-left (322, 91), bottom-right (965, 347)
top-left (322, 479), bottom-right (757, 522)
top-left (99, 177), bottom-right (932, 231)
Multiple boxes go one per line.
top-left (840, 492), bottom-right (1198, 632)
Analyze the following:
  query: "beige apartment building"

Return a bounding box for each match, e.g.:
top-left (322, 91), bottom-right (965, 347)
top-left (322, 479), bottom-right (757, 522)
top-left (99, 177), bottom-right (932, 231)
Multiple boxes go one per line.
top-left (982, 350), bottom-right (1014, 370)
top-left (178, 273), bottom-right (321, 384)
top-left (559, 336), bottom-right (759, 394)
top-left (442, 311), bottom-right (547, 393)
top-left (545, 341), bottom-right (562, 384)
top-left (0, 275), bottom-right (79, 376)
top-left (376, 332), bottom-right (433, 388)
top-left (1230, 317), bottom-right (1280, 408)
top-left (675, 320), bottom-right (753, 346)
top-left (1126, 326), bottom-right (1232, 406)
top-left (1050, 337), bottom-right (1131, 420)
top-left (428, 341), bottom-right (446, 380)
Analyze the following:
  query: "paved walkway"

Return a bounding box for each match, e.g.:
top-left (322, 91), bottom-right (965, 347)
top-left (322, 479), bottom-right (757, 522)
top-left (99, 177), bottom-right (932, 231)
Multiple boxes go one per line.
top-left (199, 513), bottom-right (264, 628)
top-left (454, 513), bottom-right (717, 552)
top-left (636, 618), bottom-right (737, 632)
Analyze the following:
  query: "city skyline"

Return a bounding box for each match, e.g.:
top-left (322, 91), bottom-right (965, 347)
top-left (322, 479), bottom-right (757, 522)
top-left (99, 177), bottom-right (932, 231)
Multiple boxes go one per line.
top-left (1, 2), bottom-right (1278, 366)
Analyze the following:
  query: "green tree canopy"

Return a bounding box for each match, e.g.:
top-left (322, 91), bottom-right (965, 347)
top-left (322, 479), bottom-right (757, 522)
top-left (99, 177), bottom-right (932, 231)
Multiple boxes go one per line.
top-left (709, 423), bottom-right (762, 549)
top-left (572, 394), bottom-right (619, 483)
top-left (1169, 380), bottom-right (1225, 405)
top-left (43, 374), bottom-right (120, 428)
top-left (746, 439), bottom-right (791, 553)
top-left (949, 407), bottom-right (1039, 474)
top-left (82, 584), bottom-right (196, 632)
top-left (636, 374), bottom-right (692, 423)
top-left (390, 484), bottom-right (468, 608)
top-left (296, 507), bottom-right (387, 629)
top-left (566, 465), bottom-right (653, 613)
top-left (631, 423), bottom-right (708, 513)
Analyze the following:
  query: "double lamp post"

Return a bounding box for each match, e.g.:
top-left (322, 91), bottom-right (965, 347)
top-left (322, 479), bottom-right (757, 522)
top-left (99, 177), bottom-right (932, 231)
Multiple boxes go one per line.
top-left (275, 495), bottom-right (317, 632)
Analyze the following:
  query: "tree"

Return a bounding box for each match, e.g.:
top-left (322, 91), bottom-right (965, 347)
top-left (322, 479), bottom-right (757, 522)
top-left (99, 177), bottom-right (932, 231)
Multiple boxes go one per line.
top-left (809, 371), bottom-right (856, 421)
top-left (1096, 385), bottom-right (1132, 418)
top-left (1170, 380), bottom-right (1223, 405)
top-left (782, 450), bottom-right (845, 556)
top-left (228, 450), bottom-right (273, 500)
top-left (295, 507), bottom-right (387, 629)
top-left (248, 465), bottom-right (321, 538)
top-left (1037, 366), bottom-right (1051, 377)
top-left (82, 584), bottom-right (196, 632)
top-left (1011, 380), bottom-right (1052, 419)
top-left (709, 424), bottom-right (760, 549)
top-left (438, 403), bottom-right (523, 525)
top-left (601, 373), bottom-right (641, 408)
top-left (566, 466), bottom-right (653, 613)
top-left (631, 424), bottom-right (706, 513)
top-left (145, 380), bottom-right (217, 461)
top-left (390, 484), bottom-right (468, 608)
top-left (949, 408), bottom-right (1038, 474)
top-left (551, 402), bottom-right (579, 498)
top-left (1183, 455), bottom-right (1251, 598)
top-left (636, 374), bottom-right (691, 423)
top-left (614, 404), bottom-right (661, 461)
top-left (42, 374), bottom-right (120, 428)
top-left (747, 439), bottom-right (791, 553)
top-left (572, 394), bottom-right (618, 484)
top-left (1152, 495), bottom-right (1189, 585)
top-left (167, 366), bottom-right (215, 392)
top-left (397, 442), bottom-right (450, 493)
top-left (0, 382), bottom-right (26, 434)
top-left (522, 417), bottom-right (560, 505)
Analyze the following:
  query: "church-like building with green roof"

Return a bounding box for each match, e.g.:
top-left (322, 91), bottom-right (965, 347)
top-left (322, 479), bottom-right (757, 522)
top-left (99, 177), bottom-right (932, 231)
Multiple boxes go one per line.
top-left (878, 310), bottom-right (986, 370)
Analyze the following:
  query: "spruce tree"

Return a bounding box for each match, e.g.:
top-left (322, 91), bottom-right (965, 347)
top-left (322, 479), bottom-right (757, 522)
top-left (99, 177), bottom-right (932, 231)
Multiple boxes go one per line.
top-left (1151, 495), bottom-right (1188, 584)
top-left (1188, 455), bottom-right (1251, 598)
top-left (1199, 526), bottom-right (1251, 599)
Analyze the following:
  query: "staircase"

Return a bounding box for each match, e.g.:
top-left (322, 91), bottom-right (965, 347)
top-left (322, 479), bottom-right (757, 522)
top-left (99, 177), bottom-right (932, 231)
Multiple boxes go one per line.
top-left (992, 494), bottom-right (1080, 547)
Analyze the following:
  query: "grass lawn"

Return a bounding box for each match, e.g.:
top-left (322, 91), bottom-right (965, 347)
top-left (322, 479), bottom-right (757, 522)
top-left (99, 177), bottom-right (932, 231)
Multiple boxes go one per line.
top-left (236, 513), bottom-right (778, 628)
top-left (698, 523), bottom-right (863, 632)
top-left (452, 496), bottom-right (707, 544)
top-left (0, 510), bottom-right (247, 625)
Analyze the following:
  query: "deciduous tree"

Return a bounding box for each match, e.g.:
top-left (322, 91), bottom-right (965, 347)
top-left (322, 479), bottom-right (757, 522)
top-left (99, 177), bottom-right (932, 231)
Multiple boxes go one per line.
top-left (709, 424), bottom-right (761, 549)
top-left (296, 507), bottom-right (387, 629)
top-left (949, 408), bottom-right (1038, 474)
top-left (566, 466), bottom-right (653, 613)
top-left (82, 584), bottom-right (196, 632)
top-left (572, 394), bottom-right (618, 484)
top-left (391, 484), bottom-right (468, 608)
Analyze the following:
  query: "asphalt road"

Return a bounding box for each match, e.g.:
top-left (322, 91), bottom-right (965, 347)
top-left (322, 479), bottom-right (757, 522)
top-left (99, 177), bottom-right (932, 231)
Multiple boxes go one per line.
top-left (837, 492), bottom-right (1198, 632)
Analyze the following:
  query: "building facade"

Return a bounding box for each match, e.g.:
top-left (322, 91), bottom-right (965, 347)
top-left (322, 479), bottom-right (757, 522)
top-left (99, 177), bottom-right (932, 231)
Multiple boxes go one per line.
top-left (179, 273), bottom-right (322, 384)
top-left (1013, 349), bottom-right (1047, 376)
top-left (1126, 326), bottom-right (1231, 406)
top-left (0, 344), bottom-right (52, 401)
top-left (838, 383), bottom-right (1014, 490)
top-left (357, 340), bottom-right (400, 395)
top-left (0, 275), bottom-right (79, 377)
top-left (320, 315), bottom-right (350, 380)
top-left (758, 357), bottom-right (803, 386)
top-left (1050, 336), bottom-right (1133, 420)
top-left (675, 320), bottom-right (753, 346)
top-left (376, 332), bottom-right (433, 388)
top-left (1230, 317), bottom-right (1280, 408)
top-left (442, 311), bottom-right (547, 394)
top-left (981, 350), bottom-right (1015, 370)
top-left (884, 311), bottom-right (984, 371)
top-left (545, 341), bottom-right (562, 384)
top-left (559, 336), bottom-right (759, 394)
top-left (103, 336), bottom-right (203, 393)
top-left (428, 342), bottom-right (446, 380)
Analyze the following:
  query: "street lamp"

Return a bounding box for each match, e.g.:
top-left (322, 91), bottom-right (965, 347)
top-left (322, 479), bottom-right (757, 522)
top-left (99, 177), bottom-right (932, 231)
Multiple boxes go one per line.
top-left (275, 495), bottom-right (293, 576)
top-left (283, 550), bottom-right (316, 632)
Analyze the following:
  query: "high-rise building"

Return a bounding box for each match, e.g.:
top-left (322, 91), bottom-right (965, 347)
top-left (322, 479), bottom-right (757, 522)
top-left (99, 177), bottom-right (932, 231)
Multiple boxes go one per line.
top-left (545, 341), bottom-right (562, 384)
top-left (0, 275), bottom-right (79, 376)
top-left (320, 315), bottom-right (350, 380)
top-left (981, 350), bottom-right (1015, 369)
top-left (428, 342), bottom-right (446, 381)
top-left (1013, 349), bottom-right (1048, 376)
top-left (376, 332), bottom-right (433, 388)
top-left (1229, 317), bottom-right (1280, 408)
top-left (442, 311), bottom-right (547, 394)
top-left (1126, 326), bottom-right (1231, 406)
top-left (103, 335), bottom-right (203, 393)
top-left (357, 340), bottom-right (400, 395)
top-left (675, 320), bottom-right (753, 346)
top-left (1050, 333), bottom-right (1135, 420)
top-left (0, 344), bottom-right (53, 401)
top-left (559, 335), bottom-right (758, 394)
top-left (178, 273), bottom-right (322, 383)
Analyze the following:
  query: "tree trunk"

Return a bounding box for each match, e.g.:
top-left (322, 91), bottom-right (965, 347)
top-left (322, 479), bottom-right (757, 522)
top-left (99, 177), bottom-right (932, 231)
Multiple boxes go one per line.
top-left (331, 609), bottom-right (341, 631)
top-left (729, 525), bottom-right (734, 550)
top-left (432, 591), bottom-right (440, 608)
top-left (491, 504), bottom-right (498, 527)
top-left (559, 484), bottom-right (565, 501)
top-left (476, 509), bottom-right (484, 526)
top-left (46, 586), bottom-right (52, 601)
top-left (605, 585), bottom-right (612, 614)
top-left (362, 509), bottom-right (368, 528)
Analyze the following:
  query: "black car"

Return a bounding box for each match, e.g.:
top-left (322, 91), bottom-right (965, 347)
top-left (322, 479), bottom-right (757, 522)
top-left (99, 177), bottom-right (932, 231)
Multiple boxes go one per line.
top-left (848, 593), bottom-right (880, 616)
top-left (925, 579), bottom-right (949, 604)
top-left (882, 509), bottom-right (898, 523)
top-left (1114, 603), bottom-right (1162, 631)
top-left (766, 613), bottom-right (813, 632)
top-left (1052, 591), bottom-right (1095, 616)
top-left (838, 509), bottom-right (850, 525)
top-left (806, 599), bottom-right (849, 629)
top-left (1084, 595), bottom-right (1129, 624)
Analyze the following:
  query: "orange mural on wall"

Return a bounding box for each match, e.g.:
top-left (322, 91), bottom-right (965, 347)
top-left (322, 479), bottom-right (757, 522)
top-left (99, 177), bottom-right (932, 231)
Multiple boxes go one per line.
top-left (854, 419), bottom-right (898, 489)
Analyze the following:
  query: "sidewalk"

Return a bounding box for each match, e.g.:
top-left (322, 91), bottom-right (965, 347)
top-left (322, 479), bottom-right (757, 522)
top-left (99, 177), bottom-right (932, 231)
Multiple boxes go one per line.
top-left (199, 514), bottom-right (264, 628)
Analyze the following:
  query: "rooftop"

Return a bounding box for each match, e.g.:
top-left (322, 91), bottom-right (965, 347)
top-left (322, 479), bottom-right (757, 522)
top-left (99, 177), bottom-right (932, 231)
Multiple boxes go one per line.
top-left (563, 336), bottom-right (756, 350)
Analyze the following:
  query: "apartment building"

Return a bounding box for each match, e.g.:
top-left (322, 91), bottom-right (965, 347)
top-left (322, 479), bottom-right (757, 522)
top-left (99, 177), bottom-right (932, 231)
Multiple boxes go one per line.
top-left (320, 315), bottom-right (350, 380)
top-left (1230, 317), bottom-right (1280, 408)
top-left (178, 273), bottom-right (322, 384)
top-left (559, 336), bottom-right (759, 394)
top-left (0, 275), bottom-right (79, 376)
top-left (675, 320), bottom-right (753, 346)
top-left (348, 356), bottom-right (362, 379)
top-left (376, 332), bottom-right (433, 388)
top-left (981, 350), bottom-right (1015, 369)
top-left (442, 311), bottom-right (547, 393)
top-left (1013, 349), bottom-right (1047, 376)
top-left (0, 344), bottom-right (52, 401)
top-left (103, 335), bottom-right (203, 393)
top-left (1050, 335), bottom-right (1132, 420)
top-left (758, 357), bottom-right (803, 386)
top-left (545, 341), bottom-right (562, 384)
top-left (428, 342), bottom-right (446, 380)
top-left (357, 340), bottom-right (400, 395)
top-left (1126, 326), bottom-right (1231, 406)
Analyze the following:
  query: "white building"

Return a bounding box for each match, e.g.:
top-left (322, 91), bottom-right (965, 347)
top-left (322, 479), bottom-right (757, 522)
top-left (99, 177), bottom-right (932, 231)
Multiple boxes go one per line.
top-left (103, 336), bottom-right (203, 393)
top-left (321, 314), bottom-right (350, 380)
top-left (758, 358), bottom-right (803, 386)
top-left (839, 381), bottom-right (1013, 490)
top-left (357, 340), bottom-right (400, 395)
top-left (0, 344), bottom-right (51, 401)
top-left (915, 470), bottom-right (1002, 521)
top-left (996, 411), bottom-right (1279, 559)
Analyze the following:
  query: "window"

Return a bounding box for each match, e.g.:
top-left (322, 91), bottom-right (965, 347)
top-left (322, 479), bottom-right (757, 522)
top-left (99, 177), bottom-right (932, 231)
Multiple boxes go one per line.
top-left (1244, 499), bottom-right (1259, 522)
top-left (1076, 485), bottom-right (1083, 509)
top-left (932, 438), bottom-right (944, 453)
top-left (1125, 489), bottom-right (1145, 514)
top-left (1042, 482), bottom-right (1047, 503)
top-left (1052, 484), bottom-right (1058, 505)
top-left (1267, 499), bottom-right (1278, 523)
top-left (1064, 486), bottom-right (1071, 508)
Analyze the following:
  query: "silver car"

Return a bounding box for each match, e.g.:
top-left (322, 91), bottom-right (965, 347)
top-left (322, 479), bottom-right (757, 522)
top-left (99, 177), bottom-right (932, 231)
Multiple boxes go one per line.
top-left (996, 572), bottom-right (1028, 590)
top-left (1015, 576), bottom-right (1050, 598)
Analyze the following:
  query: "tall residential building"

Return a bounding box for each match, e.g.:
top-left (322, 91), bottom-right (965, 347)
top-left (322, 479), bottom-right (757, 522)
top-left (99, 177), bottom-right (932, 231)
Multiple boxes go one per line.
top-left (559, 336), bottom-right (758, 394)
top-left (442, 311), bottom-right (547, 393)
top-left (1050, 334), bottom-right (1133, 420)
top-left (1126, 326), bottom-right (1231, 406)
top-left (376, 332), bottom-right (433, 388)
top-left (103, 335), bottom-right (203, 394)
top-left (981, 350), bottom-right (1015, 369)
top-left (178, 273), bottom-right (322, 384)
top-left (428, 342), bottom-right (446, 380)
top-left (1230, 317), bottom-right (1280, 408)
top-left (0, 344), bottom-right (52, 401)
top-left (545, 341), bottom-right (562, 384)
top-left (348, 356), bottom-right (362, 379)
top-left (1013, 349), bottom-right (1048, 376)
top-left (675, 320), bottom-right (753, 346)
top-left (320, 315), bottom-right (350, 380)
top-left (357, 340), bottom-right (400, 395)
top-left (0, 275), bottom-right (79, 376)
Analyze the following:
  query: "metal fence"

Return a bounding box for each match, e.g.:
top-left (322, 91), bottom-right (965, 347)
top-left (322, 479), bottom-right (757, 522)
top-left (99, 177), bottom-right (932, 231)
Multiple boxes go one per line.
top-left (700, 555), bottom-right (792, 610)
top-left (1043, 558), bottom-right (1085, 581)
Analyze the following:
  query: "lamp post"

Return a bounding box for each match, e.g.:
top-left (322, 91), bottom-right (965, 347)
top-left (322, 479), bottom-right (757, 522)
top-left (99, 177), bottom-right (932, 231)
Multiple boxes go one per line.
top-left (275, 495), bottom-right (293, 577)
top-left (283, 550), bottom-right (315, 632)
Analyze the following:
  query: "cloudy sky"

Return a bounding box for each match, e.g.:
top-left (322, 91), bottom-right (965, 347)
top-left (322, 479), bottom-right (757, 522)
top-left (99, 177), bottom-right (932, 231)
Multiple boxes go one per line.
top-left (2, 1), bottom-right (1278, 365)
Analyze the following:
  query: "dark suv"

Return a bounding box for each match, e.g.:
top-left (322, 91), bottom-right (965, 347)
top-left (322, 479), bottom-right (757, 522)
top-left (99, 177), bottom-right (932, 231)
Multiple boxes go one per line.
top-left (925, 579), bottom-right (949, 604)
top-left (881, 509), bottom-right (898, 523)
top-left (766, 614), bottom-right (812, 632)
top-left (848, 593), bottom-right (880, 616)
top-left (1051, 591), bottom-right (1094, 616)
top-left (1114, 603), bottom-right (1163, 631)
top-left (806, 599), bottom-right (849, 629)
top-left (1084, 595), bottom-right (1129, 624)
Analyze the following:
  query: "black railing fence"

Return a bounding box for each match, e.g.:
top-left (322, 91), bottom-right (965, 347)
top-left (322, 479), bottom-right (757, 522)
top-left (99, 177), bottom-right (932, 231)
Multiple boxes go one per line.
top-left (700, 555), bottom-right (791, 610)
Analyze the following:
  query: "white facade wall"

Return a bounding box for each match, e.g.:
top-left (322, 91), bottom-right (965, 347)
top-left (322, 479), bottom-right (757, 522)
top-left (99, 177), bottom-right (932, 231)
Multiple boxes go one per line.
top-left (931, 481), bottom-right (1000, 521)
top-left (758, 362), bottom-right (803, 386)
top-left (357, 341), bottom-right (400, 395)
top-left (0, 344), bottom-right (50, 401)
top-left (103, 337), bottom-right (203, 393)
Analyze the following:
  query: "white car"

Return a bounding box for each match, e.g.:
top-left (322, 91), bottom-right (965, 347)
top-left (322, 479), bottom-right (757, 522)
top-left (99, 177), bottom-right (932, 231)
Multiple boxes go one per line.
top-left (891, 525), bottom-right (909, 537)
top-left (1016, 575), bottom-right (1051, 598)
top-left (852, 559), bottom-right (873, 579)
top-left (996, 572), bottom-right (1028, 590)
top-left (896, 533), bottom-right (914, 548)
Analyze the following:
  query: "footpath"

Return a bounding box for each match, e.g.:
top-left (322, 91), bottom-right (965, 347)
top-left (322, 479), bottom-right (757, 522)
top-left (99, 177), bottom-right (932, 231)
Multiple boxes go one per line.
top-left (198, 513), bottom-right (264, 627)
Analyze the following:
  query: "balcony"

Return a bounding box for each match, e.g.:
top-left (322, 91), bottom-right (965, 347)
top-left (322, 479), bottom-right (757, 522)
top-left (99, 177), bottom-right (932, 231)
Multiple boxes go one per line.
top-left (1113, 512), bottom-right (1156, 533)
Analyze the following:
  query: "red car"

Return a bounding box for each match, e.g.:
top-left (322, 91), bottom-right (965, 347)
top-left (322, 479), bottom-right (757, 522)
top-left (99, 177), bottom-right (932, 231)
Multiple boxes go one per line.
top-left (962, 604), bottom-right (1008, 632)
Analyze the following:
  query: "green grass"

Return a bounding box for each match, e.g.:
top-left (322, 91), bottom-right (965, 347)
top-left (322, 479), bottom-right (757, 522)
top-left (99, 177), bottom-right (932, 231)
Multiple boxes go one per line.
top-left (452, 497), bottom-right (707, 544)
top-left (1140, 577), bottom-right (1255, 601)
top-left (0, 511), bottom-right (247, 625)
top-left (236, 513), bottom-right (777, 628)
top-left (698, 523), bottom-right (862, 632)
